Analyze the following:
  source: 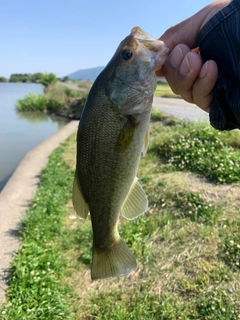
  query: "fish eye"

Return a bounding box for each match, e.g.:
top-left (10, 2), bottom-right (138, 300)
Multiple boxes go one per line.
top-left (121, 49), bottom-right (133, 61)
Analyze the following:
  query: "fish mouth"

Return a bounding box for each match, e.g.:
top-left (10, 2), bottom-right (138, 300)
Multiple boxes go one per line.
top-left (131, 26), bottom-right (171, 71)
top-left (153, 45), bottom-right (171, 71)
top-left (131, 26), bottom-right (156, 41)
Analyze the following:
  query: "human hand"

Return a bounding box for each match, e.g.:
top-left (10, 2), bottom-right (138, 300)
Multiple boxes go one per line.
top-left (156, 0), bottom-right (231, 113)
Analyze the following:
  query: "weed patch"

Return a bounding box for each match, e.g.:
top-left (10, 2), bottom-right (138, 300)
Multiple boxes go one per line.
top-left (171, 190), bottom-right (221, 223)
top-left (16, 84), bottom-right (87, 117)
top-left (153, 122), bottom-right (240, 184)
top-left (197, 290), bottom-right (240, 320)
top-left (16, 93), bottom-right (47, 112)
top-left (219, 227), bottom-right (240, 270)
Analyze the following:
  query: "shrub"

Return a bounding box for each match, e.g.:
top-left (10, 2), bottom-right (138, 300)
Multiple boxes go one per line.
top-left (16, 84), bottom-right (87, 117)
top-left (39, 73), bottom-right (57, 87)
top-left (0, 76), bottom-right (7, 82)
top-left (16, 93), bottom-right (47, 111)
top-left (64, 87), bottom-right (81, 98)
top-left (155, 123), bottom-right (240, 184)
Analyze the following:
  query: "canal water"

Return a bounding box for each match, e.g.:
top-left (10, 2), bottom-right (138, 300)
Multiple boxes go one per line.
top-left (0, 83), bottom-right (69, 191)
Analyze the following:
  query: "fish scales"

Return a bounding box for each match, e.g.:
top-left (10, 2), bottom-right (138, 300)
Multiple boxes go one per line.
top-left (72, 27), bottom-right (170, 280)
top-left (77, 82), bottom-right (149, 242)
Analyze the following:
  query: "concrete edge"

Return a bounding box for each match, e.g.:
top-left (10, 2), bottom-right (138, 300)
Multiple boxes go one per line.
top-left (0, 120), bottom-right (79, 305)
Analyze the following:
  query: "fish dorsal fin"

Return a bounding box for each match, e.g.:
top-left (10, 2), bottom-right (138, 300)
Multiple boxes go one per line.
top-left (121, 177), bottom-right (148, 220)
top-left (72, 174), bottom-right (89, 219)
top-left (141, 126), bottom-right (149, 157)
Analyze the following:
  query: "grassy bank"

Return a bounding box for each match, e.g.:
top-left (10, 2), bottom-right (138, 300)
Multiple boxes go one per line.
top-left (154, 83), bottom-right (180, 98)
top-left (16, 82), bottom-right (178, 118)
top-left (16, 83), bottom-right (87, 119)
top-left (0, 146), bottom-right (75, 319)
top-left (1, 111), bottom-right (240, 319)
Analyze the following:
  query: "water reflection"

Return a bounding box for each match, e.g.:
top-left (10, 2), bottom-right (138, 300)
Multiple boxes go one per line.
top-left (0, 83), bottom-right (70, 191)
top-left (16, 111), bottom-right (68, 129)
top-left (16, 111), bottom-right (51, 123)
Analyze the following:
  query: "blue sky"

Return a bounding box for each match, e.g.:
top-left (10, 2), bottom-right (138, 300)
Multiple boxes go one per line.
top-left (1, 0), bottom-right (211, 78)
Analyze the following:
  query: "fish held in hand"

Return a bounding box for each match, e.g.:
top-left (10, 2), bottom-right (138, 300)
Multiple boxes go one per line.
top-left (72, 27), bottom-right (169, 280)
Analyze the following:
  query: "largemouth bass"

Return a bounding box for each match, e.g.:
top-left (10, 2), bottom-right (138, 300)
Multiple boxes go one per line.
top-left (72, 27), bottom-right (169, 280)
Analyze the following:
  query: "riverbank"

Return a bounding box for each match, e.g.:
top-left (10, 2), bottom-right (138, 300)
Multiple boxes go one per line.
top-left (1, 109), bottom-right (240, 319)
top-left (0, 97), bottom-right (211, 306)
top-left (16, 82), bottom-right (87, 119)
top-left (0, 82), bottom-right (70, 191)
top-left (0, 97), bottom-right (194, 306)
top-left (0, 121), bottom-right (78, 305)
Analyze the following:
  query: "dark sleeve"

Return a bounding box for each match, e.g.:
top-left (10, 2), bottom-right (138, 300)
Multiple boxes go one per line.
top-left (198, 0), bottom-right (240, 130)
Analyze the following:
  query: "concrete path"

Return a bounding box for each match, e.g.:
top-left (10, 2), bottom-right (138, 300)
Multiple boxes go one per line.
top-left (58, 82), bottom-right (87, 91)
top-left (153, 97), bottom-right (209, 123)
top-left (0, 121), bottom-right (78, 305)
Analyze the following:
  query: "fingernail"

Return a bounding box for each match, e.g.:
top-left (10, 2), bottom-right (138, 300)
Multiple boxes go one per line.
top-left (179, 55), bottom-right (190, 76)
top-left (199, 61), bottom-right (208, 78)
top-left (170, 46), bottom-right (184, 68)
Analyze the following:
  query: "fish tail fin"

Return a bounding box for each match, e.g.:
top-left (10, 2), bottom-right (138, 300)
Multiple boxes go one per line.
top-left (91, 238), bottom-right (137, 280)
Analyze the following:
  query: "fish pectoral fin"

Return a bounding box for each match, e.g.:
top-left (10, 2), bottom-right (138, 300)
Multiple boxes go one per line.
top-left (141, 125), bottom-right (149, 157)
top-left (91, 238), bottom-right (137, 280)
top-left (115, 116), bottom-right (139, 153)
top-left (72, 174), bottom-right (89, 219)
top-left (121, 177), bottom-right (148, 220)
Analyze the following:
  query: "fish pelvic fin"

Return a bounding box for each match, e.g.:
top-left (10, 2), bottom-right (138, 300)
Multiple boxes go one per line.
top-left (121, 177), bottom-right (148, 220)
top-left (91, 238), bottom-right (137, 280)
top-left (72, 173), bottom-right (89, 219)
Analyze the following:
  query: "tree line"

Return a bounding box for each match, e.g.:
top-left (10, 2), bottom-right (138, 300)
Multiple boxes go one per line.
top-left (0, 73), bottom-right (66, 87)
top-left (9, 73), bottom-right (45, 83)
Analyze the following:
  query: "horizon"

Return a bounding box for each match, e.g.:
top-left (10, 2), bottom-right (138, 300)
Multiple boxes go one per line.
top-left (2, 66), bottom-right (105, 80)
top-left (1, 0), bottom-right (211, 78)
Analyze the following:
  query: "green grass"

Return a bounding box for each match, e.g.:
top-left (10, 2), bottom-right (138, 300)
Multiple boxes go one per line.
top-left (1, 110), bottom-right (240, 319)
top-left (150, 121), bottom-right (240, 184)
top-left (151, 109), bottom-right (183, 126)
top-left (16, 84), bottom-right (87, 115)
top-left (0, 147), bottom-right (75, 319)
top-left (154, 82), bottom-right (180, 98)
top-left (16, 93), bottom-right (47, 112)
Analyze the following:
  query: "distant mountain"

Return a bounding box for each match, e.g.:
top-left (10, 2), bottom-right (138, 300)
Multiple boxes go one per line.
top-left (68, 66), bottom-right (105, 81)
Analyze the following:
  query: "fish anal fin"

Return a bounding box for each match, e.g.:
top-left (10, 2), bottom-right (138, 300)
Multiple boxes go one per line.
top-left (121, 177), bottom-right (148, 220)
top-left (91, 238), bottom-right (137, 280)
top-left (72, 174), bottom-right (89, 219)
